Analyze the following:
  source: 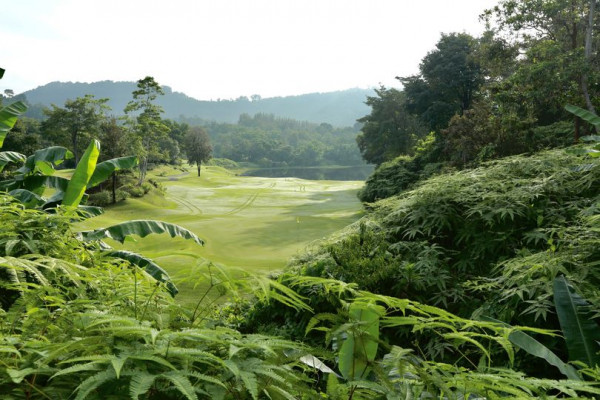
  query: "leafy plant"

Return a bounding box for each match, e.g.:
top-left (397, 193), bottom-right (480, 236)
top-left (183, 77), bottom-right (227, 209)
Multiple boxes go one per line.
top-left (554, 275), bottom-right (600, 367)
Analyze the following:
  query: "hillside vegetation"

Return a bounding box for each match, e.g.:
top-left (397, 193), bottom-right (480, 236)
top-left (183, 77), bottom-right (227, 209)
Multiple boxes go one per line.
top-left (19, 81), bottom-right (372, 127)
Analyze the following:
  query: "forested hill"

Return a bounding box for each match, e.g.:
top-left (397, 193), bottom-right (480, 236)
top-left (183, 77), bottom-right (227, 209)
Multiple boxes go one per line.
top-left (20, 81), bottom-right (373, 126)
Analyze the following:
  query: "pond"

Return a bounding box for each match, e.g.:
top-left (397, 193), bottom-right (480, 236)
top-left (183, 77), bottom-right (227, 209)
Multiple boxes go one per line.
top-left (242, 165), bottom-right (374, 181)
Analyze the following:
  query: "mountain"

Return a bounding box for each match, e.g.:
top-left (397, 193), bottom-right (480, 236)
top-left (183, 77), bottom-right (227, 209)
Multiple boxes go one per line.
top-left (21, 81), bottom-right (374, 127)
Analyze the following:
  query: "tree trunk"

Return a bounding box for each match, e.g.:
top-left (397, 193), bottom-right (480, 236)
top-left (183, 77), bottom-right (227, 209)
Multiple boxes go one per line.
top-left (72, 131), bottom-right (79, 165)
top-left (111, 172), bottom-right (117, 204)
top-left (582, 0), bottom-right (597, 115)
top-left (138, 157), bottom-right (147, 185)
top-left (197, 161), bottom-right (201, 177)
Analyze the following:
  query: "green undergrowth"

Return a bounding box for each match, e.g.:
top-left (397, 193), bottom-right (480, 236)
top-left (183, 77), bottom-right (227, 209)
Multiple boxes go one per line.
top-left (247, 147), bottom-right (600, 376)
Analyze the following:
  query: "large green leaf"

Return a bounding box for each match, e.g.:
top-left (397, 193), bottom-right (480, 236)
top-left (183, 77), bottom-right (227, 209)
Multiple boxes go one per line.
top-left (105, 250), bottom-right (178, 296)
top-left (0, 101), bottom-right (28, 148)
top-left (566, 104), bottom-right (600, 128)
top-left (87, 155), bottom-right (138, 189)
top-left (338, 302), bottom-right (381, 381)
top-left (8, 189), bottom-right (45, 208)
top-left (0, 151), bottom-right (26, 172)
top-left (553, 276), bottom-right (600, 367)
top-left (75, 206), bottom-right (104, 220)
top-left (482, 316), bottom-right (580, 380)
top-left (81, 220), bottom-right (204, 246)
top-left (18, 146), bottom-right (74, 175)
top-left (63, 140), bottom-right (100, 208)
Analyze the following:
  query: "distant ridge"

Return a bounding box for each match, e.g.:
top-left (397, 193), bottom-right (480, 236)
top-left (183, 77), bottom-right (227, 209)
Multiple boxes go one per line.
top-left (21, 81), bottom-right (374, 127)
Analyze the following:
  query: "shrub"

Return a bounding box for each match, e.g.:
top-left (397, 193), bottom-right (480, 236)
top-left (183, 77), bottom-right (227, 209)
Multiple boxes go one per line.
top-left (121, 183), bottom-right (145, 198)
top-left (208, 157), bottom-right (240, 170)
top-left (86, 190), bottom-right (112, 206)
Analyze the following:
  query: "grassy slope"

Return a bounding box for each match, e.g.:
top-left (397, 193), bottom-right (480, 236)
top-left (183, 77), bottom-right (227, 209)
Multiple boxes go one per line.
top-left (80, 165), bottom-right (364, 304)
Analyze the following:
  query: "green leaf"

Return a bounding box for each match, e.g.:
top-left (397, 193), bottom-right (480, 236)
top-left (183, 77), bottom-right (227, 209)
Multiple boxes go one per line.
top-left (75, 205), bottom-right (105, 220)
top-left (299, 354), bottom-right (340, 376)
top-left (0, 101), bottom-right (28, 148)
top-left (482, 316), bottom-right (580, 380)
top-left (111, 356), bottom-right (128, 379)
top-left (74, 369), bottom-right (117, 400)
top-left (129, 372), bottom-right (157, 399)
top-left (0, 68), bottom-right (4, 79)
top-left (82, 220), bottom-right (204, 246)
top-left (18, 146), bottom-right (74, 175)
top-left (338, 302), bottom-right (381, 381)
top-left (8, 189), bottom-right (44, 208)
top-left (160, 371), bottom-right (198, 400)
top-left (565, 104), bottom-right (600, 128)
top-left (63, 139), bottom-right (100, 207)
top-left (104, 250), bottom-right (178, 296)
top-left (87, 155), bottom-right (138, 189)
top-left (0, 151), bottom-right (26, 172)
top-left (5, 367), bottom-right (37, 384)
top-left (240, 371), bottom-right (258, 400)
top-left (553, 276), bottom-right (600, 367)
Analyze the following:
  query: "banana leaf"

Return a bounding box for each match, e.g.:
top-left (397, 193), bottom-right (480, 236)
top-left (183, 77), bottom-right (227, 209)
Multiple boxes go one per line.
top-left (0, 151), bottom-right (26, 172)
top-left (0, 101), bottom-right (28, 148)
top-left (482, 316), bottom-right (580, 380)
top-left (63, 140), bottom-right (100, 208)
top-left (17, 146), bottom-right (74, 175)
top-left (338, 302), bottom-right (381, 381)
top-left (105, 250), bottom-right (178, 296)
top-left (553, 276), bottom-right (600, 367)
top-left (8, 189), bottom-right (45, 208)
top-left (566, 104), bottom-right (600, 128)
top-left (87, 156), bottom-right (138, 189)
top-left (80, 220), bottom-right (204, 246)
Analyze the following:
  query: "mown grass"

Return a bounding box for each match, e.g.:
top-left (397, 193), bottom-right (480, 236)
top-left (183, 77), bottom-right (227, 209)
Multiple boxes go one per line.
top-left (79, 165), bottom-right (364, 304)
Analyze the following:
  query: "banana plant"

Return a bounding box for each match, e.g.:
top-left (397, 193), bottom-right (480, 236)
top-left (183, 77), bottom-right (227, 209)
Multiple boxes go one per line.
top-left (565, 104), bottom-right (600, 157)
top-left (553, 275), bottom-right (600, 368)
top-left (0, 140), bottom-right (137, 211)
top-left (0, 68), bottom-right (27, 148)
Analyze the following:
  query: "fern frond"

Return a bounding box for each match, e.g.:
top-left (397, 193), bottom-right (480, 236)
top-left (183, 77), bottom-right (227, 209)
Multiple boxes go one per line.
top-left (73, 368), bottom-right (117, 400)
top-left (159, 371), bottom-right (198, 400)
top-left (128, 371), bottom-right (157, 399)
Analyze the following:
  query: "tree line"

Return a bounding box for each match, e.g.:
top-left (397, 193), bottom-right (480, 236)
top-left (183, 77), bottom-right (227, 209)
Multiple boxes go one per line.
top-left (357, 0), bottom-right (600, 175)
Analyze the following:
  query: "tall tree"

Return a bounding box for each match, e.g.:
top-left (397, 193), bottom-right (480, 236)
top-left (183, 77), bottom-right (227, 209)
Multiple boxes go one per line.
top-left (184, 126), bottom-right (212, 176)
top-left (124, 76), bottom-right (170, 184)
top-left (400, 33), bottom-right (483, 132)
top-left (40, 95), bottom-right (109, 163)
top-left (484, 0), bottom-right (600, 137)
top-left (99, 117), bottom-right (129, 203)
top-left (356, 87), bottom-right (426, 165)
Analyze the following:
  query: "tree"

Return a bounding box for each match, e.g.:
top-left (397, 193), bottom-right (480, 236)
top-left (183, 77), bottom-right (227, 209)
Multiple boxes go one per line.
top-left (400, 33), bottom-right (483, 132)
top-left (483, 0), bottom-right (600, 138)
top-left (40, 95), bottom-right (109, 164)
top-left (124, 76), bottom-right (170, 184)
top-left (356, 87), bottom-right (426, 165)
top-left (99, 117), bottom-right (129, 203)
top-left (184, 126), bottom-right (212, 176)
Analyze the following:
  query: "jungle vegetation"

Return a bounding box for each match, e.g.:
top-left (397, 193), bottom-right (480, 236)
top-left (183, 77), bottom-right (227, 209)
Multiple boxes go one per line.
top-left (1, 0), bottom-right (600, 398)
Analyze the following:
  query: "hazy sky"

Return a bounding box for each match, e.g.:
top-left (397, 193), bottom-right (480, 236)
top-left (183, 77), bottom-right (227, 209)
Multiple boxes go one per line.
top-left (2, 0), bottom-right (498, 100)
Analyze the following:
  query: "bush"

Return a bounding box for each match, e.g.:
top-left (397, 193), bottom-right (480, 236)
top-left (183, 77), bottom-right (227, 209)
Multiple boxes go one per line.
top-left (121, 184), bottom-right (145, 198)
top-left (208, 157), bottom-right (240, 170)
top-left (86, 190), bottom-right (112, 207)
top-left (87, 189), bottom-right (130, 206)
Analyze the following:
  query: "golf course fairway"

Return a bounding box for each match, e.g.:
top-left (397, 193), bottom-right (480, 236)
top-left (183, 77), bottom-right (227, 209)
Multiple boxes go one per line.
top-left (80, 165), bottom-right (365, 304)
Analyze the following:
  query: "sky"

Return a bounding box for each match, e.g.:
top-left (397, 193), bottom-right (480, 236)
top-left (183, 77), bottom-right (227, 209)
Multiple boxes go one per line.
top-left (2, 0), bottom-right (499, 101)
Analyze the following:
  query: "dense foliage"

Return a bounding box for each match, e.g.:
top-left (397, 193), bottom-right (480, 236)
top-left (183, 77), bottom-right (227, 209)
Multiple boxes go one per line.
top-left (247, 145), bottom-right (600, 385)
top-left (206, 113), bottom-right (363, 167)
